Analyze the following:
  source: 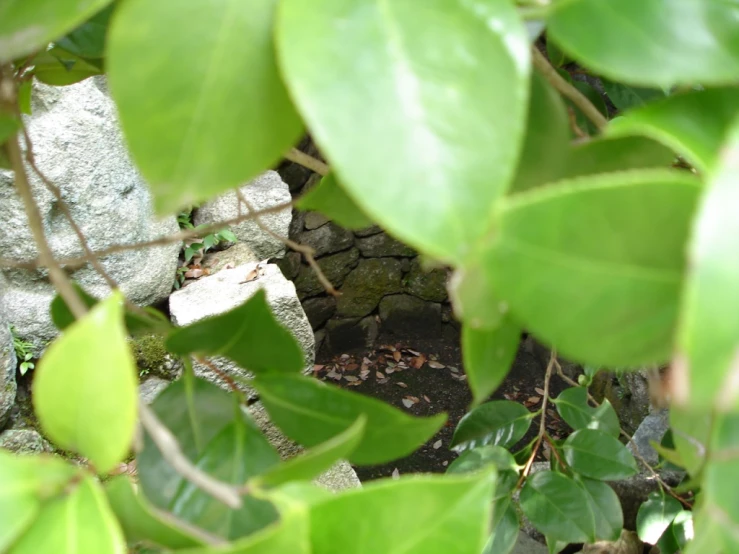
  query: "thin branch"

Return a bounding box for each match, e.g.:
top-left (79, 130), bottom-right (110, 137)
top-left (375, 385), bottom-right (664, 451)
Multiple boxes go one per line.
top-left (284, 147), bottom-right (329, 176)
top-left (235, 191), bottom-right (339, 296)
top-left (138, 402), bottom-right (243, 509)
top-left (196, 356), bottom-right (243, 396)
top-left (531, 47), bottom-right (608, 131)
top-left (543, 432), bottom-right (567, 471)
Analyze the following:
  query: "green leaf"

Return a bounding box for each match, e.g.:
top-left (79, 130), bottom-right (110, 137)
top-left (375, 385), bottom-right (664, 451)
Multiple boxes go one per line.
top-left (0, 113), bottom-right (20, 144)
top-left (509, 72), bottom-right (570, 194)
top-left (669, 406), bottom-right (711, 476)
top-left (32, 46), bottom-right (102, 85)
top-left (482, 497), bottom-right (519, 554)
top-left (548, 0), bottom-right (739, 87)
top-left (570, 80), bottom-right (608, 135)
top-left (107, 0), bottom-right (303, 214)
top-left (553, 387), bottom-right (620, 437)
top-left (545, 38), bottom-right (569, 68)
top-left (608, 88), bottom-right (739, 172)
top-left (253, 374), bottom-right (446, 465)
top-left (277, 0), bottom-right (530, 263)
top-left (0, 452), bottom-right (77, 551)
top-left (670, 510), bottom-right (693, 550)
top-left (10, 476), bottom-right (125, 554)
top-left (0, 0), bottom-right (113, 63)
top-left (218, 229), bottom-right (238, 243)
top-left (702, 413), bottom-right (739, 547)
top-left (33, 292), bottom-right (137, 473)
top-left (105, 476), bottom-right (208, 549)
top-left (308, 472), bottom-right (495, 554)
top-left (448, 259), bottom-right (506, 330)
top-left (18, 81), bottom-right (32, 115)
top-left (55, 4), bottom-right (112, 59)
top-left (137, 374), bottom-right (239, 510)
top-left (487, 169), bottom-right (702, 367)
top-left (166, 289), bottom-right (304, 375)
top-left (254, 416), bottom-right (365, 488)
top-left (601, 80), bottom-right (666, 112)
top-left (519, 471), bottom-right (595, 543)
top-left (297, 173), bottom-right (373, 230)
top-left (450, 400), bottom-right (533, 452)
top-left (576, 477), bottom-right (623, 542)
top-left (462, 318), bottom-right (521, 405)
top-left (636, 492), bottom-right (682, 544)
top-left (563, 429), bottom-right (638, 480)
top-left (447, 445), bottom-right (519, 500)
top-left (172, 419), bottom-right (280, 540)
top-left (675, 116), bottom-right (739, 410)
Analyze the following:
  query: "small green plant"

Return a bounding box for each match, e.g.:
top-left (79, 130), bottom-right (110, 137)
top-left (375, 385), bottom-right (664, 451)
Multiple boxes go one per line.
top-left (176, 207), bottom-right (238, 263)
top-left (10, 325), bottom-right (35, 376)
top-left (172, 266), bottom-right (188, 290)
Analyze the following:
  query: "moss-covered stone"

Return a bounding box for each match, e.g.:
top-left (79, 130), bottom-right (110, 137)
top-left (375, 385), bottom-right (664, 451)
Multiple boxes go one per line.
top-left (295, 248), bottom-right (360, 298)
top-left (404, 258), bottom-right (449, 302)
top-left (129, 334), bottom-right (180, 380)
top-left (336, 259), bottom-right (402, 317)
top-left (0, 429), bottom-right (53, 455)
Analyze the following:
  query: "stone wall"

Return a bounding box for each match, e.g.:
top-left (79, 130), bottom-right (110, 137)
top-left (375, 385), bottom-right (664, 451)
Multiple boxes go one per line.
top-left (276, 153), bottom-right (459, 356)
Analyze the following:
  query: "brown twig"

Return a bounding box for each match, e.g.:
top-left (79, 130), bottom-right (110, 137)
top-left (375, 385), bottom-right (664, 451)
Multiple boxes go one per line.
top-left (196, 356), bottom-right (243, 396)
top-left (284, 148), bottom-right (329, 176)
top-left (566, 106), bottom-right (588, 138)
top-left (531, 47), bottom-right (608, 131)
top-left (543, 432), bottom-right (567, 471)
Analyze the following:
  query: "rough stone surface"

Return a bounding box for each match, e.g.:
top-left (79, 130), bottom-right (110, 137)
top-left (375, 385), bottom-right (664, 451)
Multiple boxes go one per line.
top-left (302, 297), bottom-right (337, 329)
top-left (295, 248), bottom-right (360, 299)
top-left (0, 78), bottom-right (180, 353)
top-left (581, 530), bottom-right (642, 554)
top-left (194, 171), bottom-right (292, 260)
top-left (248, 402), bottom-right (360, 491)
top-left (354, 225), bottom-right (383, 237)
top-left (356, 232), bottom-right (415, 257)
top-left (202, 243), bottom-right (259, 273)
top-left (336, 259), bottom-right (402, 317)
top-left (0, 318), bottom-right (17, 429)
top-left (404, 259), bottom-right (449, 302)
top-left (139, 377), bottom-right (170, 404)
top-left (304, 212), bottom-right (329, 230)
top-left (592, 370), bottom-right (651, 434)
top-left (379, 295), bottom-right (442, 338)
top-left (300, 223), bottom-right (354, 257)
top-left (326, 316), bottom-right (379, 353)
top-left (511, 530), bottom-right (548, 554)
top-left (314, 329), bottom-right (326, 354)
top-left (169, 262), bottom-right (314, 389)
top-left (274, 252), bottom-right (302, 281)
top-left (0, 429), bottom-right (53, 454)
top-left (628, 409), bottom-right (669, 466)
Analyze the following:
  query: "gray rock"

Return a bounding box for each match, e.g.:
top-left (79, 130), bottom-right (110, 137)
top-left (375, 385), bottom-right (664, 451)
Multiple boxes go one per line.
top-left (169, 263), bottom-right (314, 390)
top-left (354, 225), bottom-right (383, 237)
top-left (0, 78), bottom-right (180, 354)
top-left (511, 530), bottom-right (548, 554)
top-left (404, 258), bottom-right (449, 302)
top-left (302, 297), bottom-right (337, 329)
top-left (0, 429), bottom-right (53, 454)
top-left (202, 243), bottom-right (259, 273)
top-left (314, 329), bottom-right (326, 354)
top-left (247, 402), bottom-right (360, 492)
top-left (193, 171), bottom-right (292, 260)
top-left (592, 370), bottom-right (651, 435)
top-left (299, 223), bottom-right (354, 257)
top-left (0, 317), bottom-right (17, 429)
top-left (139, 377), bottom-right (170, 404)
top-left (628, 409), bottom-right (669, 466)
top-left (294, 248), bottom-right (359, 298)
top-left (356, 232), bottom-right (415, 257)
top-left (379, 295), bottom-right (442, 338)
top-left (304, 212), bottom-right (329, 230)
top-left (336, 259), bottom-right (402, 317)
top-left (273, 252), bottom-right (302, 281)
top-left (326, 316), bottom-right (379, 353)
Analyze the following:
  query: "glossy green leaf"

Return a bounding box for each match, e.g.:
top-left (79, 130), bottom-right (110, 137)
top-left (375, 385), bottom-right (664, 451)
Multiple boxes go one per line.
top-left (636, 492), bottom-right (682, 544)
top-left (577, 477), bottom-right (623, 542)
top-left (548, 0), bottom-right (739, 87)
top-left (676, 117), bottom-right (739, 410)
top-left (137, 374), bottom-right (239, 509)
top-left (520, 471), bottom-right (595, 543)
top-left (683, 511), bottom-right (723, 554)
top-left (297, 173), bottom-right (373, 230)
top-left (166, 290), bottom-right (304, 375)
top-left (545, 38), bottom-right (569, 68)
top-left (553, 387), bottom-right (619, 437)
top-left (105, 476), bottom-right (208, 549)
top-left (702, 413), bottom-right (739, 547)
top-left (255, 416), bottom-right (365, 488)
top-left (608, 88), bottom-right (739, 172)
top-left (462, 318), bottom-right (521, 405)
top-left (0, 113), bottom-right (19, 144)
top-left (570, 80), bottom-right (608, 135)
top-left (510, 72), bottom-right (569, 193)
top-left (448, 259), bottom-right (506, 330)
top-left (33, 292), bottom-right (137, 473)
top-left (10, 476), bottom-right (125, 554)
top-left (601, 80), bottom-right (666, 112)
top-left (173, 419), bottom-right (280, 540)
top-left (483, 497), bottom-right (519, 554)
top-left (0, 452), bottom-right (77, 551)
top-left (451, 400), bottom-right (533, 452)
top-left (557, 136), bottom-right (676, 181)
top-left (253, 374), bottom-right (445, 465)
top-left (0, 0), bottom-right (113, 63)
top-left (488, 170), bottom-right (702, 367)
top-left (308, 472), bottom-right (495, 554)
top-left (17, 81), bottom-right (32, 115)
top-left (32, 46), bottom-right (102, 85)
top-left (671, 510), bottom-right (694, 549)
top-left (277, 0), bottom-right (530, 263)
top-left (55, 4), bottom-right (112, 59)
top-left (107, 0), bottom-right (303, 214)
top-left (447, 445), bottom-right (519, 500)
top-left (563, 429), bottom-right (638, 480)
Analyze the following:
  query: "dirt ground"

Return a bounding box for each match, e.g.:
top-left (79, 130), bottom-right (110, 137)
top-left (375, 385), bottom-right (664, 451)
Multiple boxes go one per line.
top-left (315, 335), bottom-right (569, 482)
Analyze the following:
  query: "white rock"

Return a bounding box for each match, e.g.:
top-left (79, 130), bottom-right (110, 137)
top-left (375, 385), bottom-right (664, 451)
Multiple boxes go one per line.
top-left (0, 315), bottom-right (17, 428)
top-left (193, 171), bottom-right (292, 260)
top-left (0, 78), bottom-right (180, 353)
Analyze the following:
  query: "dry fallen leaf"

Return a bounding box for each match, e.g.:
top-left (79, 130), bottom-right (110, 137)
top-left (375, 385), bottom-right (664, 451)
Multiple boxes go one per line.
top-left (326, 370), bottom-right (342, 381)
top-left (397, 382), bottom-right (408, 388)
top-left (380, 344), bottom-right (396, 352)
top-left (407, 395), bottom-right (420, 403)
top-left (184, 268), bottom-right (205, 279)
top-left (376, 371), bottom-right (385, 379)
top-left (503, 393), bottom-right (515, 401)
top-left (535, 387), bottom-right (546, 396)
top-left (402, 398), bottom-right (414, 408)
top-left (442, 461), bottom-right (448, 467)
top-left (346, 363), bottom-right (359, 372)
top-left (410, 355), bottom-right (426, 369)
top-left (393, 351), bottom-right (402, 362)
top-left (405, 349), bottom-right (421, 356)
top-left (360, 368), bottom-right (370, 380)
top-left (428, 361), bottom-right (445, 369)
top-left (392, 468), bottom-right (400, 479)
top-left (448, 366), bottom-right (458, 373)
top-left (313, 364), bottom-right (325, 372)
top-left (527, 396), bottom-right (541, 404)
top-left (385, 367), bottom-right (396, 374)
top-left (433, 440), bottom-right (442, 450)
top-left (239, 267), bottom-right (260, 283)
top-left (344, 375), bottom-right (359, 382)
top-left (340, 354), bottom-right (350, 360)
top-left (363, 357), bottom-right (372, 365)
top-left (423, 395), bottom-right (431, 403)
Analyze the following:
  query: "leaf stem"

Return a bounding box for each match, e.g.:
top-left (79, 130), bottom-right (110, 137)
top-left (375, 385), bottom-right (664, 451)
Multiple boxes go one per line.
top-left (285, 147), bottom-right (329, 176)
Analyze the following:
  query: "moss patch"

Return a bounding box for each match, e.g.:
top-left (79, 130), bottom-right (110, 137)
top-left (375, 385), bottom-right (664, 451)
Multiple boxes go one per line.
top-left (130, 334), bottom-right (169, 376)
